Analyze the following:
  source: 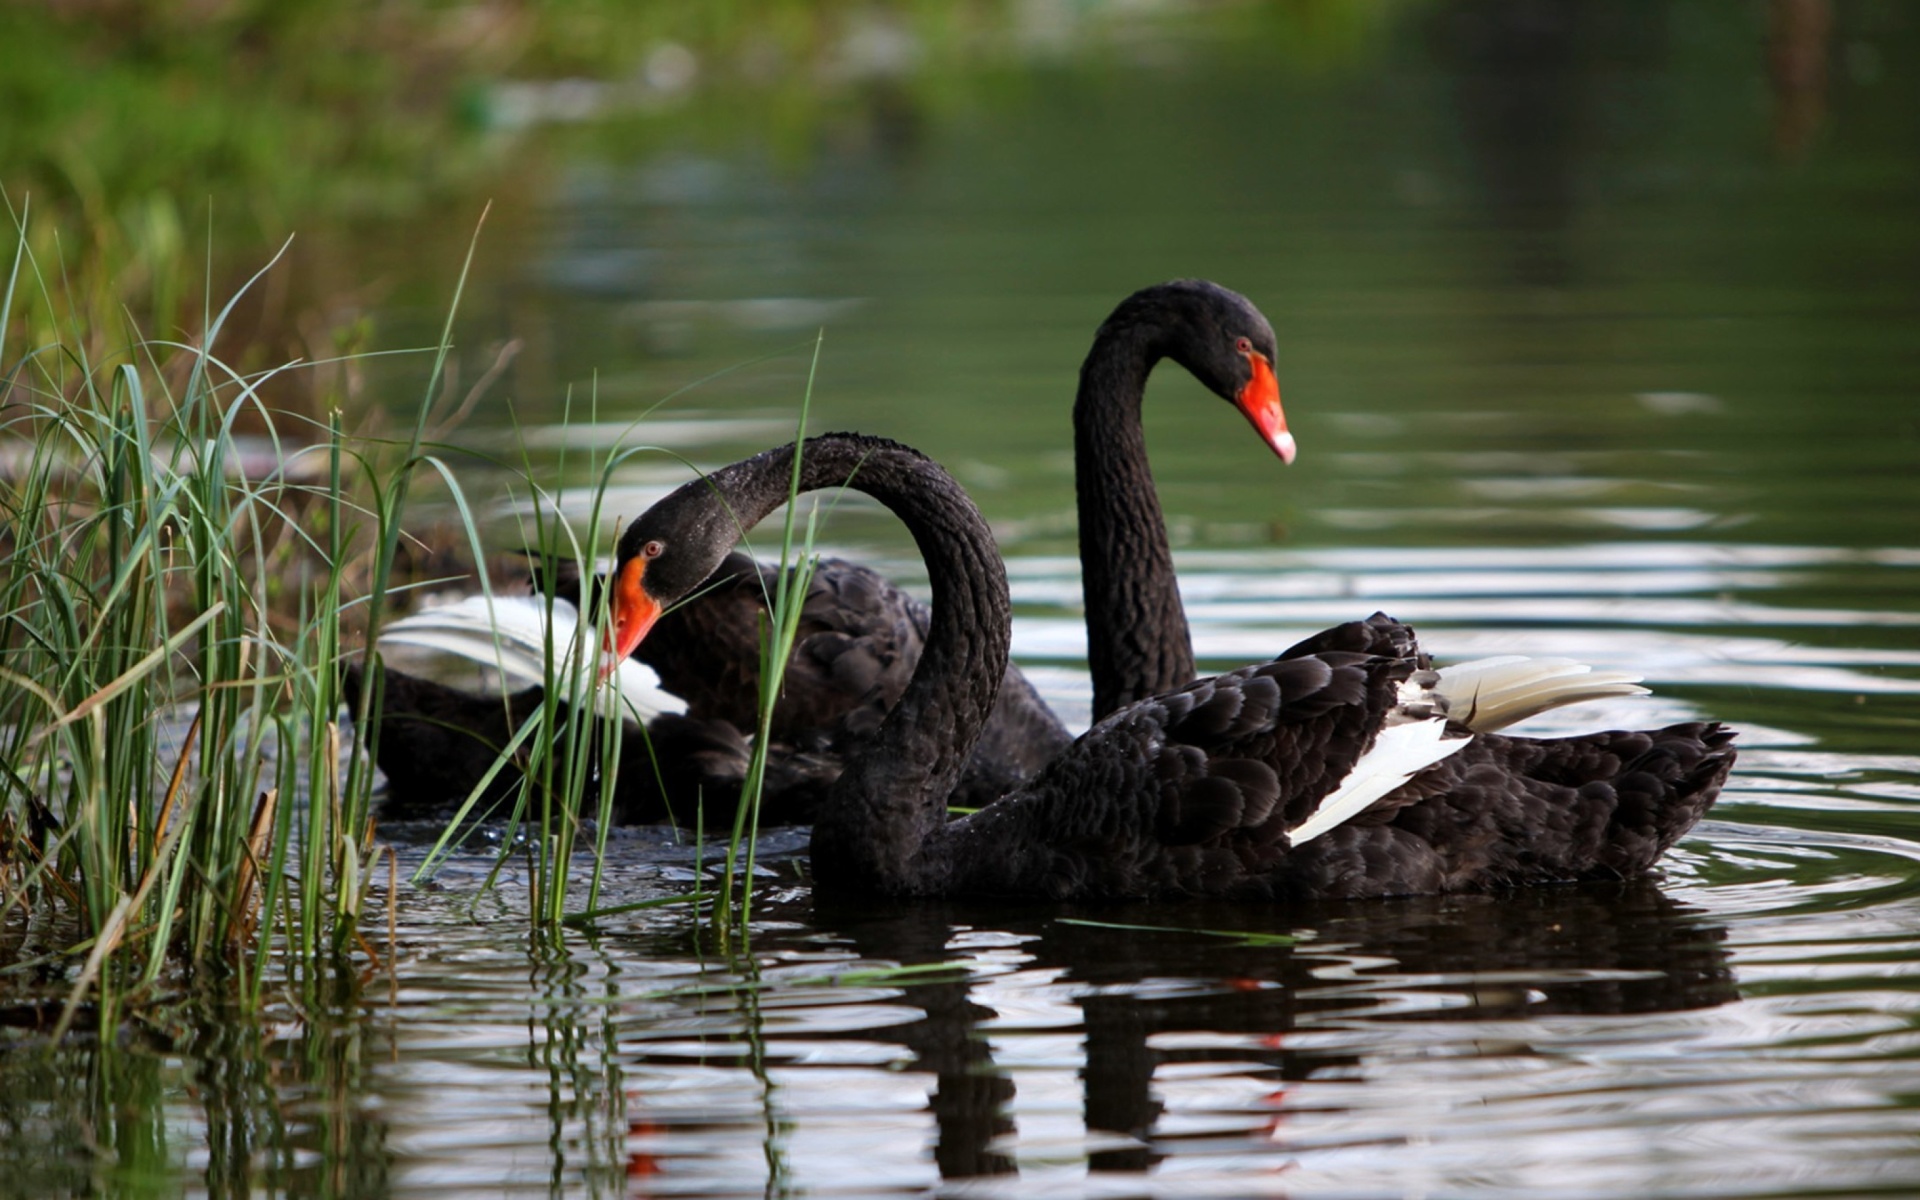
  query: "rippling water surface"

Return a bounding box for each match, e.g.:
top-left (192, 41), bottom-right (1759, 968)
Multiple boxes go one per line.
top-left (7, 2), bottom-right (1920, 1195)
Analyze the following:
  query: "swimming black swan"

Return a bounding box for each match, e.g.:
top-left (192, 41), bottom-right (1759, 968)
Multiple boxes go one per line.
top-left (364, 280), bottom-right (1297, 820)
top-left (608, 432), bottom-right (1736, 900)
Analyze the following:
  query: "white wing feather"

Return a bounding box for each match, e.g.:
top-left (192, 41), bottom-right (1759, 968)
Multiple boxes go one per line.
top-left (1286, 718), bottom-right (1471, 847)
top-left (1435, 656), bottom-right (1647, 733)
top-left (378, 595), bottom-right (684, 721)
top-left (1282, 649), bottom-right (1650, 846)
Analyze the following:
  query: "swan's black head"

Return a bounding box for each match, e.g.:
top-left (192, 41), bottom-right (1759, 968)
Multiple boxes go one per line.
top-left (1098, 279), bottom-right (1293, 463)
top-left (604, 460), bottom-right (767, 669)
top-left (604, 434), bottom-right (926, 669)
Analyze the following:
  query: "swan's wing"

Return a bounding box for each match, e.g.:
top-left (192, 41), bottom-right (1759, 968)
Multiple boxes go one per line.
top-left (636, 554), bottom-right (934, 741)
top-left (378, 595), bottom-right (557, 688)
top-left (1434, 656), bottom-right (1648, 732)
top-left (1278, 617), bottom-right (1648, 734)
top-left (939, 616), bottom-right (1455, 896)
top-left (936, 614), bottom-right (1727, 902)
top-left (378, 595), bottom-right (684, 720)
top-left (1113, 615), bottom-right (1451, 846)
top-left (1144, 619), bottom-right (1644, 848)
top-left (1284, 715), bottom-right (1470, 846)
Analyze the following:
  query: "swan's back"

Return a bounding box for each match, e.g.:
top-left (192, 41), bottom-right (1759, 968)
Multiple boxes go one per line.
top-left (888, 615), bottom-right (1735, 902)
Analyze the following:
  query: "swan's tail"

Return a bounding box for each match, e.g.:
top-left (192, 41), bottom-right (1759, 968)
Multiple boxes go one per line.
top-left (377, 594), bottom-right (684, 723)
top-left (1434, 655), bottom-right (1649, 733)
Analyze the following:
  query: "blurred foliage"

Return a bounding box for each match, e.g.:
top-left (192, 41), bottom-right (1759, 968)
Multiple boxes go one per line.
top-left (0, 0), bottom-right (533, 376)
top-left (0, 0), bottom-right (1412, 349)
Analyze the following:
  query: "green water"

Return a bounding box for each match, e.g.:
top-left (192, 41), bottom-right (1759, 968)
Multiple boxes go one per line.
top-left (6, 2), bottom-right (1920, 1195)
top-left (372, 2), bottom-right (1918, 568)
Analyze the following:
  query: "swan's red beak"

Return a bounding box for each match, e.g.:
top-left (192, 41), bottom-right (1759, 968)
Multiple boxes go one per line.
top-left (1236, 354), bottom-right (1295, 464)
top-left (603, 556), bottom-right (662, 679)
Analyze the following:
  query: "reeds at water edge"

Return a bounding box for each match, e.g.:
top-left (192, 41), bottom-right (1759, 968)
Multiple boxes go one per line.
top-left (1, 205), bottom-right (812, 1032)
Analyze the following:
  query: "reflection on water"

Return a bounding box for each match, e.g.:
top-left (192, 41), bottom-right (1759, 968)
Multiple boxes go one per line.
top-left (6, 0), bottom-right (1920, 1194)
top-left (6, 526), bottom-right (1920, 1194)
top-left (20, 842), bottom-right (1920, 1198)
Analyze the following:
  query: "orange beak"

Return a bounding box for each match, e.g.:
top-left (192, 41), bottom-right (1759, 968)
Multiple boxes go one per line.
top-left (603, 556), bottom-right (662, 679)
top-left (1236, 353), bottom-right (1295, 465)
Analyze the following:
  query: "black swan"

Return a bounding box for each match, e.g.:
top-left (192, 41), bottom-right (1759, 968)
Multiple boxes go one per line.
top-left (363, 280), bottom-right (1297, 820)
top-left (608, 432), bottom-right (1737, 900)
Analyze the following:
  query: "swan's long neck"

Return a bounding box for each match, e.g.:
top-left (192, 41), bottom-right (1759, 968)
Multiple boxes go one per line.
top-left (1075, 327), bottom-right (1194, 720)
top-left (700, 436), bottom-right (1010, 893)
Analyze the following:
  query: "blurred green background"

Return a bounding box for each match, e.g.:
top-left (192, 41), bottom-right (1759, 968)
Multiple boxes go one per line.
top-left (4, 0), bottom-right (1915, 557)
top-left (6, 8), bottom-right (1920, 1193)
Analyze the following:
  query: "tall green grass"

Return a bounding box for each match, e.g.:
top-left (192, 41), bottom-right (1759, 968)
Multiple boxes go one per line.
top-left (721, 333), bottom-right (825, 924)
top-left (0, 202), bottom-right (481, 1024)
top-left (403, 385), bottom-right (646, 927)
top-left (1, 194), bottom-right (828, 1032)
top-left (408, 341), bottom-right (829, 933)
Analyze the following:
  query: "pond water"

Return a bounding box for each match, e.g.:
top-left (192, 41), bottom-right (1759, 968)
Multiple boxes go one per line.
top-left (8, 1), bottom-right (1920, 1195)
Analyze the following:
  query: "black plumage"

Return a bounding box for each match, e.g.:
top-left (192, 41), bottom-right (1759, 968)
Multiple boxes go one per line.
top-left (612, 433), bottom-right (1736, 901)
top-left (539, 550), bottom-right (1064, 813)
top-left (361, 280), bottom-right (1293, 823)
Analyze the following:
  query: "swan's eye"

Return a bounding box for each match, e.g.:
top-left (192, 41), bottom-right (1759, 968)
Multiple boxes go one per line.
top-left (642, 540), bottom-right (665, 559)
top-left (1235, 336), bottom-right (1253, 355)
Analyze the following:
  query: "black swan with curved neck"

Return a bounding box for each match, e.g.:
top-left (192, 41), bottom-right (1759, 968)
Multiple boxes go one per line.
top-left (610, 433), bottom-right (1736, 900)
top-left (595, 279), bottom-right (1292, 719)
top-left (364, 281), bottom-right (1294, 819)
